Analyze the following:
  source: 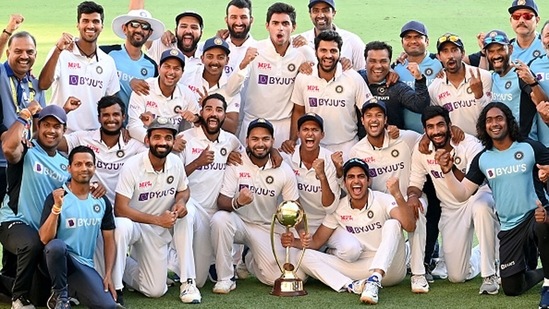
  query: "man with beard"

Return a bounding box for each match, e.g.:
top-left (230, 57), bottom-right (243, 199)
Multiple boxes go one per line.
top-left (298, 0), bottom-right (365, 71)
top-left (360, 41), bottom-right (430, 130)
top-left (407, 106), bottom-right (499, 294)
top-left (441, 102), bottom-right (549, 307)
top-left (39, 146), bottom-right (117, 309)
top-left (101, 9), bottom-right (165, 108)
top-left (484, 30), bottom-right (547, 140)
top-left (348, 101), bottom-right (429, 293)
top-left (282, 30), bottom-right (369, 157)
top-left (38, 1), bottom-right (120, 133)
top-left (210, 118), bottom-right (300, 293)
top-left (114, 117), bottom-right (202, 303)
top-left (127, 49), bottom-right (199, 144)
top-left (429, 33), bottom-right (492, 136)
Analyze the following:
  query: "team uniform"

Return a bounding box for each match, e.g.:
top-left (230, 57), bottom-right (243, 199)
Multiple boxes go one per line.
top-left (127, 77), bottom-right (200, 143)
top-left (409, 134), bottom-right (498, 282)
top-left (291, 64), bottom-right (371, 155)
top-left (100, 44), bottom-right (158, 107)
top-left (210, 155), bottom-right (302, 285)
top-left (428, 63), bottom-right (492, 135)
top-left (300, 26), bottom-right (366, 71)
top-left (40, 185), bottom-right (116, 309)
top-left (147, 39), bottom-right (202, 78)
top-left (45, 45), bottom-right (120, 132)
top-left (528, 54), bottom-right (549, 146)
top-left (112, 152), bottom-right (197, 297)
top-left (299, 190), bottom-right (407, 291)
top-left (469, 36), bottom-right (543, 67)
top-left (392, 54), bottom-right (443, 132)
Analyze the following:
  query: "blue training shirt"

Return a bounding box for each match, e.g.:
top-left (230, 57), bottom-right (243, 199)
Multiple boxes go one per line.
top-left (528, 54), bottom-right (549, 146)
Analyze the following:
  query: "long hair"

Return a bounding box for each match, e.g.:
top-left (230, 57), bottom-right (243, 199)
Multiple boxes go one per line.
top-left (476, 102), bottom-right (522, 149)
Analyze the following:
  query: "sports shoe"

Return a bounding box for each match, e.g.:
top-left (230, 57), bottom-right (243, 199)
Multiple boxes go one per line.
top-left (431, 259), bottom-right (448, 280)
top-left (213, 280), bottom-right (236, 294)
top-left (235, 261), bottom-right (251, 280)
top-left (180, 279), bottom-right (201, 304)
top-left (11, 295), bottom-right (35, 309)
top-left (411, 275), bottom-right (429, 293)
top-left (360, 276), bottom-right (382, 305)
top-left (346, 279), bottom-right (365, 294)
top-left (479, 275), bottom-right (499, 295)
top-left (424, 263), bottom-right (434, 283)
top-left (47, 290), bottom-right (70, 309)
top-left (115, 289), bottom-right (125, 308)
top-left (540, 286), bottom-right (549, 309)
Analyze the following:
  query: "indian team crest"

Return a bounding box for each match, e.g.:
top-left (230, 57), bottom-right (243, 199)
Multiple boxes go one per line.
top-left (335, 85), bottom-right (343, 93)
top-left (425, 68), bottom-right (433, 76)
top-left (96, 66), bottom-right (103, 74)
top-left (517, 0), bottom-right (526, 5)
top-left (288, 63), bottom-right (296, 72)
top-left (367, 210), bottom-right (374, 219)
top-left (391, 149), bottom-right (399, 158)
top-left (220, 148), bottom-right (227, 156)
top-left (266, 176), bottom-right (274, 184)
top-left (489, 31), bottom-right (498, 38)
top-left (174, 106), bottom-right (182, 113)
top-left (533, 50), bottom-right (542, 58)
top-left (214, 37), bottom-right (224, 45)
top-left (116, 150), bottom-right (125, 158)
top-left (139, 11), bottom-right (148, 17)
top-left (141, 68), bottom-right (148, 76)
top-left (505, 81), bottom-right (512, 89)
top-left (514, 151), bottom-right (524, 160)
top-left (454, 156), bottom-right (462, 165)
top-left (60, 163), bottom-right (67, 171)
top-left (167, 176), bottom-right (174, 184)
top-left (377, 86), bottom-right (386, 95)
top-left (466, 87), bottom-right (473, 94)
top-left (93, 204), bottom-right (101, 213)
top-left (157, 117), bottom-right (169, 124)
top-left (170, 49), bottom-right (179, 56)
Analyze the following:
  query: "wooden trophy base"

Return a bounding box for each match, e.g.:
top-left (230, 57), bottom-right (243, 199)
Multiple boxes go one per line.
top-left (270, 277), bottom-right (307, 297)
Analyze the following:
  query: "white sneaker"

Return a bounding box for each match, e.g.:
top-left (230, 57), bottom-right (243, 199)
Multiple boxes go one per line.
top-left (360, 276), bottom-right (382, 305)
top-left (431, 259), bottom-right (448, 280)
top-left (411, 275), bottom-right (429, 293)
top-left (479, 275), bottom-right (499, 295)
top-left (179, 279), bottom-right (201, 304)
top-left (11, 296), bottom-right (35, 309)
top-left (213, 280), bottom-right (236, 294)
top-left (346, 279), bottom-right (365, 294)
top-left (235, 261), bottom-right (250, 280)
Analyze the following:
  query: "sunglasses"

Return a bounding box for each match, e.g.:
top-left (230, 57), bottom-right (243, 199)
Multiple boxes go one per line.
top-left (127, 21), bottom-right (152, 30)
top-left (511, 12), bottom-right (535, 20)
top-left (484, 35), bottom-right (508, 45)
top-left (437, 34), bottom-right (461, 44)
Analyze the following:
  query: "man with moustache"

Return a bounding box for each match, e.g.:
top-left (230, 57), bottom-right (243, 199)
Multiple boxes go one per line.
top-left (38, 1), bottom-right (120, 133)
top-left (440, 102), bottom-right (549, 307)
top-left (298, 0), bottom-right (365, 71)
top-left (408, 106), bottom-right (499, 294)
top-left (429, 33), bottom-right (492, 136)
top-left (210, 118), bottom-right (300, 293)
top-left (101, 9), bottom-right (164, 108)
top-left (283, 30), bottom-right (370, 157)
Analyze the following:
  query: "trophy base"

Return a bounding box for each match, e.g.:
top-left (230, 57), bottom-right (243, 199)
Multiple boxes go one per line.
top-left (270, 278), bottom-right (307, 297)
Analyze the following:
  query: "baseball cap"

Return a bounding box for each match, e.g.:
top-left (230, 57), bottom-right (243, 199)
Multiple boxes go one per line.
top-left (247, 118), bottom-right (274, 137)
top-left (147, 117), bottom-right (178, 135)
top-left (111, 9), bottom-right (165, 41)
top-left (175, 11), bottom-right (204, 28)
top-left (343, 158), bottom-right (369, 178)
top-left (436, 33), bottom-right (464, 51)
top-left (38, 105), bottom-right (67, 124)
top-left (400, 21), bottom-right (428, 38)
top-left (297, 112), bottom-right (324, 131)
top-left (483, 30), bottom-right (510, 49)
top-left (308, 0), bottom-right (336, 10)
top-left (202, 37), bottom-right (230, 55)
top-left (508, 0), bottom-right (538, 16)
top-left (159, 49), bottom-right (185, 68)
top-left (361, 98), bottom-right (387, 115)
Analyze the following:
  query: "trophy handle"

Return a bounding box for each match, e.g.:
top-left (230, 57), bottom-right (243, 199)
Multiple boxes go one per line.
top-left (294, 213), bottom-right (308, 274)
top-left (271, 214), bottom-right (284, 273)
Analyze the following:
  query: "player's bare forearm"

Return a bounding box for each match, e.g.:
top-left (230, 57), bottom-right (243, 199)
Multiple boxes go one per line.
top-left (102, 229), bottom-right (116, 279)
top-left (114, 194), bottom-right (165, 225)
top-left (39, 212), bottom-right (59, 244)
top-left (217, 194), bottom-right (234, 212)
top-left (175, 189), bottom-right (190, 205)
top-left (406, 186), bottom-right (422, 198)
top-left (38, 50), bottom-right (61, 90)
top-left (392, 192), bottom-right (416, 232)
top-left (2, 121), bottom-right (26, 164)
top-left (319, 176), bottom-right (335, 207)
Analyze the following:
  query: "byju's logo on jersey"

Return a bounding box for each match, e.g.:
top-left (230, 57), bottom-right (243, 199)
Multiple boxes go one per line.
top-left (257, 75), bottom-right (295, 86)
top-left (34, 162), bottom-right (43, 174)
top-left (345, 222), bottom-right (382, 234)
top-left (68, 75), bottom-right (104, 89)
top-left (66, 218), bottom-right (77, 228)
top-left (486, 164), bottom-right (527, 179)
top-left (308, 97), bottom-right (346, 108)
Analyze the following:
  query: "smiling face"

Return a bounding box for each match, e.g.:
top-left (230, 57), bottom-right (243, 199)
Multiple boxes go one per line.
top-left (201, 47), bottom-right (229, 77)
top-left (316, 39), bottom-right (340, 73)
top-left (123, 19), bottom-right (152, 47)
top-left (146, 128), bottom-right (174, 159)
top-left (68, 152), bottom-right (96, 184)
top-left (176, 16), bottom-right (202, 53)
top-left (424, 115), bottom-right (451, 149)
top-left (401, 31), bottom-right (428, 57)
top-left (246, 127), bottom-right (273, 160)
top-left (37, 117), bottom-right (66, 151)
top-left (309, 2), bottom-right (335, 32)
top-left (361, 106), bottom-right (387, 139)
top-left (77, 12), bottom-right (103, 43)
top-left (159, 58), bottom-right (183, 87)
top-left (99, 103), bottom-right (125, 135)
top-left (226, 5), bottom-right (253, 39)
top-left (485, 43), bottom-right (512, 74)
top-left (298, 120), bottom-right (323, 152)
top-left (366, 49), bottom-right (390, 83)
top-left (344, 166), bottom-right (369, 201)
top-left (485, 107), bottom-right (509, 142)
top-left (200, 97), bottom-right (226, 135)
top-left (6, 35), bottom-right (36, 79)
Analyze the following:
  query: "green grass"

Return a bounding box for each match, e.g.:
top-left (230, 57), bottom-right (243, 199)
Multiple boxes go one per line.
top-left (1, 0), bottom-right (549, 308)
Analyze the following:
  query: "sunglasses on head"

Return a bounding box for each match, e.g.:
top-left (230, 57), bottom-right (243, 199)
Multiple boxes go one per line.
top-left (127, 21), bottom-right (152, 30)
top-left (484, 35), bottom-right (507, 45)
top-left (437, 35), bottom-right (461, 44)
top-left (511, 12), bottom-right (535, 20)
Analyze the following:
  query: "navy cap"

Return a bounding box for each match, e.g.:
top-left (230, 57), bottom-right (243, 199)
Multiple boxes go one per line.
top-left (508, 0), bottom-right (539, 16)
top-left (308, 0), bottom-right (335, 9)
top-left (400, 21), bottom-right (428, 38)
top-left (436, 33), bottom-right (464, 51)
top-left (483, 30), bottom-right (510, 49)
top-left (343, 158), bottom-right (369, 178)
top-left (175, 11), bottom-right (204, 28)
top-left (297, 112), bottom-right (324, 131)
top-left (159, 49), bottom-right (185, 68)
top-left (203, 37), bottom-right (230, 55)
top-left (38, 105), bottom-right (67, 124)
top-left (247, 118), bottom-right (274, 137)
top-left (147, 117), bottom-right (178, 135)
top-left (361, 98), bottom-right (387, 115)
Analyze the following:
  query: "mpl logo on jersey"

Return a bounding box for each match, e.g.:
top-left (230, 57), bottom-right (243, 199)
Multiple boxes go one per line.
top-left (257, 74), bottom-right (295, 86)
top-left (86, 144), bottom-right (100, 154)
top-left (368, 162), bottom-right (405, 178)
top-left (33, 162), bottom-right (66, 182)
top-left (257, 62), bottom-right (272, 70)
top-left (191, 148), bottom-right (204, 155)
top-left (138, 187), bottom-right (176, 201)
top-left (345, 222), bottom-right (382, 234)
top-left (139, 180), bottom-right (153, 189)
top-left (146, 101), bottom-right (158, 108)
top-left (340, 215), bottom-right (353, 221)
top-left (239, 172), bottom-right (251, 179)
top-left (307, 85), bottom-right (320, 92)
top-left (68, 75), bottom-right (103, 89)
top-left (443, 99), bottom-right (476, 112)
top-left (438, 91), bottom-right (451, 100)
top-left (308, 97), bottom-right (346, 108)
top-left (67, 62), bottom-right (81, 69)
top-left (486, 164), bottom-right (527, 179)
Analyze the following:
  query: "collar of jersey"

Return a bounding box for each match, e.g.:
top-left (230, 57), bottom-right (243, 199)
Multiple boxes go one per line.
top-left (151, 77), bottom-right (182, 99)
top-left (143, 152), bottom-right (174, 173)
top-left (195, 125), bottom-right (225, 143)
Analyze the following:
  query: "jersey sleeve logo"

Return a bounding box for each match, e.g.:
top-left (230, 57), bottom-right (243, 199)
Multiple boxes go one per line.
top-left (454, 156), bottom-right (462, 165)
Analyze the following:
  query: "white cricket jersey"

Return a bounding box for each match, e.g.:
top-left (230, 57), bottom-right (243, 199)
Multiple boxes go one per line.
top-left (127, 77), bottom-right (200, 143)
top-left (291, 64), bottom-right (371, 145)
top-left (115, 152), bottom-right (188, 235)
top-left (179, 126), bottom-right (243, 215)
top-left (238, 39), bottom-right (316, 121)
top-left (323, 189), bottom-right (397, 253)
top-left (47, 45), bottom-right (120, 132)
top-left (225, 35), bottom-right (257, 97)
top-left (281, 147), bottom-right (339, 227)
top-left (299, 25), bottom-right (366, 71)
top-left (408, 134), bottom-right (485, 209)
top-left (219, 155), bottom-right (299, 226)
top-left (349, 130), bottom-right (421, 196)
top-left (64, 129), bottom-right (148, 203)
top-left (147, 39), bottom-right (202, 78)
top-left (428, 63), bottom-right (492, 136)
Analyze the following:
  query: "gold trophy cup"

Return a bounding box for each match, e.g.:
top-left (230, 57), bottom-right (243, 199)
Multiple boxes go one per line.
top-left (270, 200), bottom-right (308, 296)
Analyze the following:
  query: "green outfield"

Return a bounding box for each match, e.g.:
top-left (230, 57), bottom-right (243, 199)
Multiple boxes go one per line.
top-left (0, 0), bottom-right (548, 308)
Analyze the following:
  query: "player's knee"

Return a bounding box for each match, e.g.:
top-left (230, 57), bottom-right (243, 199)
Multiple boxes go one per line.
top-left (44, 239), bottom-right (67, 259)
top-left (332, 242), bottom-right (362, 262)
top-left (114, 217), bottom-right (133, 239)
top-left (383, 219), bottom-right (402, 235)
top-left (141, 285), bottom-right (167, 298)
top-left (210, 210), bottom-right (232, 231)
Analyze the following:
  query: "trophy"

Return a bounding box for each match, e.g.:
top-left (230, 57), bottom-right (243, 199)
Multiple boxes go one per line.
top-left (270, 200), bottom-right (308, 296)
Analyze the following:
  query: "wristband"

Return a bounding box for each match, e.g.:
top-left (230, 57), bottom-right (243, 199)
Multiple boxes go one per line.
top-left (2, 29), bottom-right (12, 36)
top-left (52, 204), bottom-right (62, 215)
top-left (55, 45), bottom-right (63, 53)
top-left (16, 117), bottom-right (29, 126)
top-left (407, 193), bottom-right (418, 199)
top-left (231, 197), bottom-right (239, 211)
top-left (529, 81), bottom-right (539, 87)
